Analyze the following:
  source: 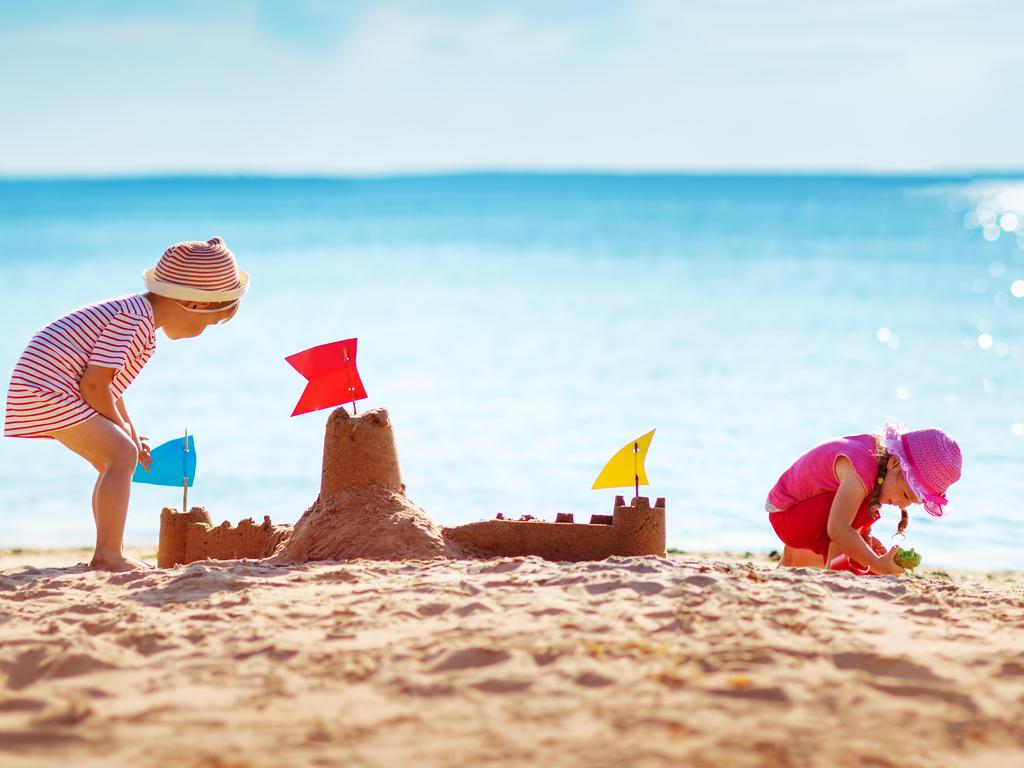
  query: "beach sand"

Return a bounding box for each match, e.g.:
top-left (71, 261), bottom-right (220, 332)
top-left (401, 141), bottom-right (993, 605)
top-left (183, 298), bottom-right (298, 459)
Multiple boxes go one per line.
top-left (1, 549), bottom-right (1022, 768)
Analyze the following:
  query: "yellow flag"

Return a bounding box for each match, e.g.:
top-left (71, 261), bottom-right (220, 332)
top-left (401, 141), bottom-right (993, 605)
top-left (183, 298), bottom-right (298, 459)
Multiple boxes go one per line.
top-left (591, 429), bottom-right (656, 490)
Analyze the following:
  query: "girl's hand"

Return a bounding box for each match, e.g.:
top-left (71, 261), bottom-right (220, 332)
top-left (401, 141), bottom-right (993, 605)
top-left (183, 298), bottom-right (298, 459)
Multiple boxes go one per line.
top-left (867, 535), bottom-right (887, 556)
top-left (870, 546), bottom-right (906, 576)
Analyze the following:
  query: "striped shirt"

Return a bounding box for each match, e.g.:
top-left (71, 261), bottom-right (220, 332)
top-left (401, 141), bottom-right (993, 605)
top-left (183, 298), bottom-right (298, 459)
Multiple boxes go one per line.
top-left (4, 295), bottom-right (156, 438)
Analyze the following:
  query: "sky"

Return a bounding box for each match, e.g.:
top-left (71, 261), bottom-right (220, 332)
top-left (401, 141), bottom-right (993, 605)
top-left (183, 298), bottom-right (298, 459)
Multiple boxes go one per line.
top-left (1, 0), bottom-right (1022, 175)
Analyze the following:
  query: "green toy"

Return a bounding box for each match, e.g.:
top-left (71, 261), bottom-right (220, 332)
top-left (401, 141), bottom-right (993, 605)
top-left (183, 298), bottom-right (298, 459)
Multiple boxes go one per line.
top-left (894, 547), bottom-right (922, 569)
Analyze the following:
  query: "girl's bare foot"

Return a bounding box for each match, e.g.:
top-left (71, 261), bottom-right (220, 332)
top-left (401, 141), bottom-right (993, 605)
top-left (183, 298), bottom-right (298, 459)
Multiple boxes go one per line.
top-left (778, 545), bottom-right (826, 569)
top-left (88, 554), bottom-right (153, 572)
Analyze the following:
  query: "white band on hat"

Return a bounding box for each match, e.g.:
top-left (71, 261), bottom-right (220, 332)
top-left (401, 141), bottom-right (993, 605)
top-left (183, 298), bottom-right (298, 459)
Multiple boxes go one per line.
top-left (177, 299), bottom-right (240, 314)
top-left (143, 268), bottom-right (250, 302)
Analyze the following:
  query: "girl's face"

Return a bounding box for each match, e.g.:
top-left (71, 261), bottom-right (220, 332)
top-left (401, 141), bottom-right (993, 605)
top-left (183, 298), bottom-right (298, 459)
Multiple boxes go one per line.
top-left (162, 300), bottom-right (238, 339)
top-left (879, 457), bottom-right (920, 509)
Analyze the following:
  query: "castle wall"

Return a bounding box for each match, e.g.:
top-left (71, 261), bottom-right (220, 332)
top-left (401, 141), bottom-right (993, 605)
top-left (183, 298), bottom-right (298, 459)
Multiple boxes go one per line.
top-left (158, 507), bottom-right (291, 568)
top-left (443, 497), bottom-right (666, 562)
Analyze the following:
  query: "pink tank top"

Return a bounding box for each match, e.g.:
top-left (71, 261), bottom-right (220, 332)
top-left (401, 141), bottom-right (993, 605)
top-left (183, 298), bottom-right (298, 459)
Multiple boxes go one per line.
top-left (768, 434), bottom-right (880, 511)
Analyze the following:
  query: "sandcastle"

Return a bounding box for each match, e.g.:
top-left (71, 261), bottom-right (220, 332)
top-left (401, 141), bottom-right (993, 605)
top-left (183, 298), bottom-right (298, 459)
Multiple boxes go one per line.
top-left (157, 508), bottom-right (290, 568)
top-left (157, 406), bottom-right (667, 565)
top-left (445, 496), bottom-right (666, 562)
top-left (277, 407), bottom-right (451, 563)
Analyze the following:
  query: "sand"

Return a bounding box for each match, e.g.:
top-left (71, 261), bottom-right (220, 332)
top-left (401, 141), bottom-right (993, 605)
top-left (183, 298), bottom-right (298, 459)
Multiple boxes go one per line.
top-left (277, 489), bottom-right (456, 563)
top-left (1, 550), bottom-right (1022, 768)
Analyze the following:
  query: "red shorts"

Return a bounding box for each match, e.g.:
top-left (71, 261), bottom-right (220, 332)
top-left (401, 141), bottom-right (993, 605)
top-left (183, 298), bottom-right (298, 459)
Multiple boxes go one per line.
top-left (768, 492), bottom-right (876, 563)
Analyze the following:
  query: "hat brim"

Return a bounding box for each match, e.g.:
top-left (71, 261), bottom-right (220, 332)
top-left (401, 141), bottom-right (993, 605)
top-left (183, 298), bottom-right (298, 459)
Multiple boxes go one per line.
top-left (883, 422), bottom-right (948, 518)
top-left (143, 268), bottom-right (249, 302)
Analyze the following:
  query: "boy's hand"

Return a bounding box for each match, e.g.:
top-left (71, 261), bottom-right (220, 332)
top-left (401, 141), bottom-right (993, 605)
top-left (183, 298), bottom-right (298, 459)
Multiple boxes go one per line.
top-left (135, 432), bottom-right (153, 471)
top-left (870, 546), bottom-right (906, 576)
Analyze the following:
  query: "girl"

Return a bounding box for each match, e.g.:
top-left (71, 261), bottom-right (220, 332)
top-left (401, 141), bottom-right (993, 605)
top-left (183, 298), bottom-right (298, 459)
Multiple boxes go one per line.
top-left (766, 422), bottom-right (961, 575)
top-left (4, 237), bottom-right (249, 572)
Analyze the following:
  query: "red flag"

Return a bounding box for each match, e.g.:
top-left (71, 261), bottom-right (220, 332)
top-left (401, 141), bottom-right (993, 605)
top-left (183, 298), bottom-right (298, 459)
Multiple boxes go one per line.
top-left (285, 339), bottom-right (367, 417)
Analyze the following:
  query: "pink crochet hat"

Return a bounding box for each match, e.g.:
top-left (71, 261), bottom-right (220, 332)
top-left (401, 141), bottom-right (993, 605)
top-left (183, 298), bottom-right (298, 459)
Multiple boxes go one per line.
top-left (143, 236), bottom-right (250, 302)
top-left (883, 421), bottom-right (962, 517)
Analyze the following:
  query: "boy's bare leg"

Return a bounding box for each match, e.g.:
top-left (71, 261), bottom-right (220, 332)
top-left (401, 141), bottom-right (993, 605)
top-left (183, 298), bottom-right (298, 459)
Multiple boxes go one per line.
top-left (778, 545), bottom-right (826, 569)
top-left (50, 416), bottom-right (151, 572)
top-left (92, 475), bottom-right (100, 527)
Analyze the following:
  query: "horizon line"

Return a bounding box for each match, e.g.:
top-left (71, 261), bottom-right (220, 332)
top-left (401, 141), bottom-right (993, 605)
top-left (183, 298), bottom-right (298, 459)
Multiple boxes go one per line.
top-left (2, 167), bottom-right (1024, 183)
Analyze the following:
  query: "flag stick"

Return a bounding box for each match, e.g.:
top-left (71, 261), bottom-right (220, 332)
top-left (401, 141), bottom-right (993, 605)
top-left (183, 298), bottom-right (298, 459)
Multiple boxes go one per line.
top-left (182, 428), bottom-right (189, 513)
top-left (344, 347), bottom-right (357, 415)
top-left (634, 441), bottom-right (639, 501)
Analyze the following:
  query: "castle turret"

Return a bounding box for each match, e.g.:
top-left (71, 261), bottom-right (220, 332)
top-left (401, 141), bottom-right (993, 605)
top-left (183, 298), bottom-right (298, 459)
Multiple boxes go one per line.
top-left (611, 495), bottom-right (666, 557)
top-left (157, 507), bottom-right (213, 568)
top-left (320, 407), bottom-right (403, 498)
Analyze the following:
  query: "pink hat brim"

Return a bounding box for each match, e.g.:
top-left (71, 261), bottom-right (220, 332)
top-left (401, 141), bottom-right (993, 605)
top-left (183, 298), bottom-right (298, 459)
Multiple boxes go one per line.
top-left (883, 421), bottom-right (947, 518)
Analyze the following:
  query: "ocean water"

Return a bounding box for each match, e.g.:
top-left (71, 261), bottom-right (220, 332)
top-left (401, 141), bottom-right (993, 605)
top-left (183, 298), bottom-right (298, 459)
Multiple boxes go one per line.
top-left (1, 174), bottom-right (1022, 570)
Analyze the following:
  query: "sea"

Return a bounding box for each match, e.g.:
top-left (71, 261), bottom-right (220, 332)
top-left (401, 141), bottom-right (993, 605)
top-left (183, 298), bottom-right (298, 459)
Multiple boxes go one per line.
top-left (1, 174), bottom-right (1022, 570)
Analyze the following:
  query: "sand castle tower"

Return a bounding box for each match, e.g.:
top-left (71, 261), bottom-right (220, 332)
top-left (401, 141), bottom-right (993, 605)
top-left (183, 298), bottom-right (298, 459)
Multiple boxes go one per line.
top-left (319, 406), bottom-right (403, 496)
top-left (278, 408), bottom-right (451, 562)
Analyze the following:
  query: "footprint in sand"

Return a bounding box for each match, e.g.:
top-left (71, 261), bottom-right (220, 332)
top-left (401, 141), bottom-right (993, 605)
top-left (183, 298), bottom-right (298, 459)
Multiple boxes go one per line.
top-left (472, 678), bottom-right (533, 694)
top-left (0, 696), bottom-right (48, 713)
top-left (430, 647), bottom-right (511, 673)
top-left (116, 631), bottom-right (180, 657)
top-left (584, 580), bottom-right (665, 596)
top-left (416, 602), bottom-right (450, 617)
top-left (2, 647), bottom-right (119, 690)
top-left (46, 652), bottom-right (121, 681)
top-left (869, 682), bottom-right (977, 712)
top-left (612, 559), bottom-right (662, 574)
top-left (996, 659), bottom-right (1024, 677)
top-left (310, 568), bottom-right (360, 584)
top-left (471, 560), bottom-right (524, 575)
top-left (81, 619), bottom-right (121, 635)
top-left (584, 581), bottom-right (626, 595)
top-left (575, 671), bottom-right (614, 687)
top-left (832, 651), bottom-right (943, 682)
top-left (106, 571), bottom-right (154, 587)
top-left (681, 575), bottom-right (718, 588)
top-left (627, 581), bottom-right (665, 595)
top-left (55, 603), bottom-right (108, 615)
top-left (710, 685), bottom-right (790, 703)
top-left (1, 648), bottom-right (55, 690)
top-left (454, 601), bottom-right (493, 617)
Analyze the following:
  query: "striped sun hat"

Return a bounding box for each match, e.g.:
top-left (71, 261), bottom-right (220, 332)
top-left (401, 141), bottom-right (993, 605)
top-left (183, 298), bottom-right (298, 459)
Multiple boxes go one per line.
top-left (143, 236), bottom-right (250, 302)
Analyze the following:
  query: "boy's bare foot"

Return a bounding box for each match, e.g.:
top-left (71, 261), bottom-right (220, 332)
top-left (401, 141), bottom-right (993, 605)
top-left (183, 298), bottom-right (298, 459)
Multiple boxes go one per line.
top-left (88, 554), bottom-right (154, 572)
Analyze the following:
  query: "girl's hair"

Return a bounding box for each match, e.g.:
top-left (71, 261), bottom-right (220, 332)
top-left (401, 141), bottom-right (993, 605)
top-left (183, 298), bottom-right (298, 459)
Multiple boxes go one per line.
top-left (871, 435), bottom-right (909, 537)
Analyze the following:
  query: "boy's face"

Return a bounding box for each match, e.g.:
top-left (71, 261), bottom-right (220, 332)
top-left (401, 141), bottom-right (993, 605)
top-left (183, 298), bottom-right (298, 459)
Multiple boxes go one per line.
top-left (162, 300), bottom-right (238, 339)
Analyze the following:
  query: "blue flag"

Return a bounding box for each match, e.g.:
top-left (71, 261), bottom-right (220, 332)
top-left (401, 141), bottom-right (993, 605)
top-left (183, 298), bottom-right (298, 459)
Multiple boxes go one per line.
top-left (132, 435), bottom-right (196, 487)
